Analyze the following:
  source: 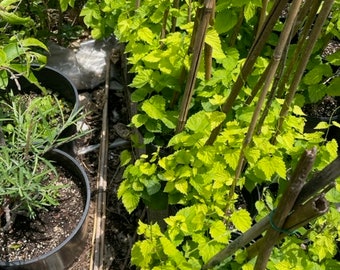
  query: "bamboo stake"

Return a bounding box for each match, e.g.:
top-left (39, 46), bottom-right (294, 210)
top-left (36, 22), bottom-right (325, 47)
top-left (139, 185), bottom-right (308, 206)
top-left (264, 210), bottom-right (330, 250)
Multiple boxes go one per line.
top-left (90, 57), bottom-right (110, 270)
top-left (161, 8), bottom-right (170, 39)
top-left (254, 145), bottom-right (316, 270)
top-left (203, 148), bottom-right (318, 269)
top-left (276, 0), bottom-right (322, 97)
top-left (272, 0), bottom-right (335, 143)
top-left (203, 193), bottom-right (328, 269)
top-left (205, 0), bottom-right (289, 145)
top-left (255, 0), bottom-right (270, 40)
top-left (204, 1), bottom-right (215, 80)
top-left (230, 0), bottom-right (303, 207)
top-left (246, 194), bottom-right (329, 259)
top-left (171, 0), bottom-right (180, 33)
top-left (176, 0), bottom-right (215, 133)
top-left (228, 7), bottom-right (244, 48)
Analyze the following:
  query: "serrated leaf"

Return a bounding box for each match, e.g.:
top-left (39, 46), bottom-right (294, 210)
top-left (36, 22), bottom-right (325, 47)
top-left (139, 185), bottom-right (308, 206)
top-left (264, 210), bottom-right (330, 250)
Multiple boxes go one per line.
top-left (224, 149), bottom-right (240, 170)
top-left (205, 28), bottom-right (226, 59)
top-left (118, 182), bottom-right (140, 213)
top-left (130, 69), bottom-right (153, 88)
top-left (230, 209), bottom-right (252, 233)
top-left (293, 105), bottom-right (306, 116)
top-left (186, 111), bottom-right (210, 132)
top-left (199, 240), bottom-right (224, 263)
top-left (141, 95), bottom-right (166, 119)
top-left (276, 132), bottom-right (295, 152)
top-left (59, 0), bottom-right (75, 12)
top-left (209, 94), bottom-right (226, 106)
top-left (175, 179), bottom-right (189, 194)
top-left (160, 237), bottom-right (186, 266)
top-left (131, 240), bottom-right (154, 267)
top-left (327, 77), bottom-right (340, 96)
top-left (131, 113), bottom-right (149, 128)
top-left (308, 84), bottom-right (327, 103)
top-left (208, 111), bottom-right (226, 129)
top-left (244, 3), bottom-right (256, 21)
top-left (244, 148), bottom-right (261, 165)
top-left (143, 50), bottom-right (162, 63)
top-left (326, 188), bottom-right (340, 203)
top-left (303, 64), bottom-right (333, 85)
top-left (210, 220), bottom-right (229, 243)
top-left (314, 121), bottom-right (330, 129)
top-left (215, 10), bottom-right (237, 34)
top-left (326, 50), bottom-right (340, 66)
top-left (137, 27), bottom-right (156, 45)
top-left (131, 87), bottom-right (151, 102)
top-left (120, 150), bottom-right (132, 166)
top-left (145, 177), bottom-right (161, 195)
top-left (257, 155), bottom-right (286, 179)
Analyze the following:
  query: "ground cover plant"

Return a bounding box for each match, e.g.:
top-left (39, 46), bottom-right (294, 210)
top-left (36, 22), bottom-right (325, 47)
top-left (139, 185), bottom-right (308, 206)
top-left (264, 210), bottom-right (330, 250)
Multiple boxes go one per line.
top-left (81, 0), bottom-right (340, 268)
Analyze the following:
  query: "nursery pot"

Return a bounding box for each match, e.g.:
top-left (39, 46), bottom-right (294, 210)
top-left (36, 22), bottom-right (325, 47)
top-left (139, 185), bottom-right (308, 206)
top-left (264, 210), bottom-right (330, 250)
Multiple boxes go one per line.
top-left (0, 149), bottom-right (90, 270)
top-left (5, 65), bottom-right (80, 155)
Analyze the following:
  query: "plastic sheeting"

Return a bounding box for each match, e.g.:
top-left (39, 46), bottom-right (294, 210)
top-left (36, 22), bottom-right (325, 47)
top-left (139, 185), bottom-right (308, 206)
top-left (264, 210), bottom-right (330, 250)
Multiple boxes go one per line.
top-left (46, 37), bottom-right (117, 90)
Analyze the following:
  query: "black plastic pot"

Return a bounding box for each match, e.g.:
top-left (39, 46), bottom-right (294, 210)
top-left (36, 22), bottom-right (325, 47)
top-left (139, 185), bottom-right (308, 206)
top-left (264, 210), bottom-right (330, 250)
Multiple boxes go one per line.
top-left (0, 149), bottom-right (90, 270)
top-left (5, 65), bottom-right (79, 155)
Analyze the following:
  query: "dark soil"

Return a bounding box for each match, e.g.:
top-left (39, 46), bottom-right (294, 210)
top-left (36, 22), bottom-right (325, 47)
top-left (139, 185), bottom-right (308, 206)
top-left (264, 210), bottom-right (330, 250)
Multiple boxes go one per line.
top-left (303, 96), bottom-right (340, 119)
top-left (70, 84), bottom-right (142, 270)
top-left (0, 165), bottom-right (84, 262)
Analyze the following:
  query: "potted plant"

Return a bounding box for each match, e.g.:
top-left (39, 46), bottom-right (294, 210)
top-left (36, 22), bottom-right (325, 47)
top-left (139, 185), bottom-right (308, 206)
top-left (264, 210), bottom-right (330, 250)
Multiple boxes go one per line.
top-left (0, 1), bottom-right (91, 268)
top-left (0, 83), bottom-right (90, 269)
top-left (4, 64), bottom-right (81, 155)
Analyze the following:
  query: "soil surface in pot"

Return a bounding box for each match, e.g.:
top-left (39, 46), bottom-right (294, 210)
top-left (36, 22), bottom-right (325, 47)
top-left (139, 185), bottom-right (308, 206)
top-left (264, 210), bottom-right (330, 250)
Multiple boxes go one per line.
top-left (0, 166), bottom-right (84, 262)
top-left (303, 95), bottom-right (340, 118)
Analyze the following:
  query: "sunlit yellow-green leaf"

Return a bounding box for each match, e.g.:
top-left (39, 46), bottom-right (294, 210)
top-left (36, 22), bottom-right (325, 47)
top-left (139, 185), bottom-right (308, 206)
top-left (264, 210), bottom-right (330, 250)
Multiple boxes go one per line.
top-left (210, 220), bottom-right (229, 243)
top-left (230, 209), bottom-right (252, 233)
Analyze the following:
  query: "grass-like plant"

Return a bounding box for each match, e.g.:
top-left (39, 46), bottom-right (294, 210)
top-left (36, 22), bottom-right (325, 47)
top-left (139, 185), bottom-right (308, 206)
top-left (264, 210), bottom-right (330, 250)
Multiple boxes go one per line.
top-left (0, 91), bottom-right (85, 232)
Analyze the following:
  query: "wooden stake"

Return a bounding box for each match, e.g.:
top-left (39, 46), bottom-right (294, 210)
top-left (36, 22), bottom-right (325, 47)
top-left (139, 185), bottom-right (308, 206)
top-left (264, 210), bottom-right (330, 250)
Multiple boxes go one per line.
top-left (90, 56), bottom-right (110, 270)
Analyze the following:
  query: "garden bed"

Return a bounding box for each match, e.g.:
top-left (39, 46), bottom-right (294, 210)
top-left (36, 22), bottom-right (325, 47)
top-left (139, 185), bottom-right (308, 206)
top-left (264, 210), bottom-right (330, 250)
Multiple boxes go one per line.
top-left (67, 68), bottom-right (142, 270)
